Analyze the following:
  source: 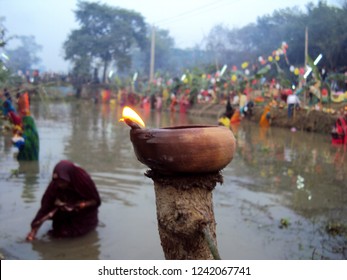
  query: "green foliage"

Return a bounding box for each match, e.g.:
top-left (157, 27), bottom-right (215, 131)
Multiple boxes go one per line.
top-left (1, 17), bottom-right (41, 80)
top-left (204, 1), bottom-right (347, 72)
top-left (0, 17), bottom-right (9, 84)
top-left (304, 1), bottom-right (347, 68)
top-left (64, 1), bottom-right (147, 82)
top-left (0, 16), bottom-right (6, 48)
top-left (0, 29), bottom-right (5, 48)
top-left (0, 61), bottom-right (10, 84)
top-left (71, 55), bottom-right (92, 79)
top-left (280, 218), bottom-right (290, 228)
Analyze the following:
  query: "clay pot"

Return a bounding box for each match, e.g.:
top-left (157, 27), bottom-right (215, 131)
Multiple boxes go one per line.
top-left (130, 125), bottom-right (236, 174)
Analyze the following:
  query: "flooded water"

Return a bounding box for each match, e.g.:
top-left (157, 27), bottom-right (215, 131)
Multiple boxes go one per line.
top-left (1, 101), bottom-right (346, 260)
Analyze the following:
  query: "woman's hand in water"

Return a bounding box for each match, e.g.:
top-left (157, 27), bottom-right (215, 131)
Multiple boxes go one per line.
top-left (26, 228), bottom-right (38, 241)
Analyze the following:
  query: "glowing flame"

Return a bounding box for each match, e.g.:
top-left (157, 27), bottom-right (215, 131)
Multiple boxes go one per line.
top-left (120, 106), bottom-right (145, 128)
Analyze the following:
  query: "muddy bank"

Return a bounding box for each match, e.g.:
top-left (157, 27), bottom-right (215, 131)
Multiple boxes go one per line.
top-left (189, 103), bottom-right (337, 135)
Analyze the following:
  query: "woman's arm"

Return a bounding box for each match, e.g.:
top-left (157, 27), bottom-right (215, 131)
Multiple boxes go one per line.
top-left (26, 183), bottom-right (57, 241)
top-left (76, 199), bottom-right (98, 210)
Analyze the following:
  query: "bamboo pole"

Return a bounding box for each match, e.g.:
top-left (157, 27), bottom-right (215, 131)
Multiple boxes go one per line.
top-left (149, 25), bottom-right (156, 83)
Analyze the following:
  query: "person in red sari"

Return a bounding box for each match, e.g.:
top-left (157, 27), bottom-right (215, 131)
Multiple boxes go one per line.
top-left (331, 112), bottom-right (347, 145)
top-left (26, 160), bottom-right (101, 241)
top-left (17, 90), bottom-right (31, 117)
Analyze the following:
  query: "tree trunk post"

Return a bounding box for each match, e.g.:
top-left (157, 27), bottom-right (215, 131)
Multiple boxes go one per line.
top-left (146, 170), bottom-right (223, 260)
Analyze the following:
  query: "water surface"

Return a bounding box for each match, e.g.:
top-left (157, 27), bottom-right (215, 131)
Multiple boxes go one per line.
top-left (0, 101), bottom-right (346, 259)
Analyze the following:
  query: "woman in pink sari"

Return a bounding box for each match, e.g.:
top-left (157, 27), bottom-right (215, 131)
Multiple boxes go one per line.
top-left (26, 160), bottom-right (101, 240)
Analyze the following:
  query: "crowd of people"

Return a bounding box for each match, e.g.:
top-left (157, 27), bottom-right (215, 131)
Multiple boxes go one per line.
top-left (1, 87), bottom-right (39, 160)
top-left (214, 88), bottom-right (347, 146)
top-left (109, 79), bottom-right (347, 147)
top-left (1, 87), bottom-right (101, 241)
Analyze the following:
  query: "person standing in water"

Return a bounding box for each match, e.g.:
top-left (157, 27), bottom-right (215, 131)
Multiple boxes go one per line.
top-left (12, 115), bottom-right (39, 161)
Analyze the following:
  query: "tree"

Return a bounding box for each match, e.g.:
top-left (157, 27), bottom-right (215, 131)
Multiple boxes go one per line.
top-left (5, 35), bottom-right (42, 74)
top-left (130, 26), bottom-right (175, 78)
top-left (304, 0), bottom-right (347, 69)
top-left (0, 17), bottom-right (6, 48)
top-left (131, 27), bottom-right (214, 79)
top-left (64, 1), bottom-right (147, 83)
top-left (201, 0), bottom-right (347, 76)
top-left (204, 24), bottom-right (231, 71)
top-left (0, 17), bottom-right (11, 83)
top-left (252, 6), bottom-right (305, 63)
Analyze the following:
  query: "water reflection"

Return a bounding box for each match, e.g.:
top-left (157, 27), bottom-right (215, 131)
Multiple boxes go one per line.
top-left (0, 101), bottom-right (346, 260)
top-left (30, 230), bottom-right (101, 260)
top-left (232, 122), bottom-right (347, 215)
top-left (18, 161), bottom-right (40, 203)
top-left (219, 121), bottom-right (347, 259)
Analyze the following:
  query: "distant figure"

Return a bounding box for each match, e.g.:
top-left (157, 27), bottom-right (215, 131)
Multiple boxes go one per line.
top-left (12, 115), bottom-right (39, 161)
top-left (286, 93), bottom-right (300, 119)
top-left (2, 89), bottom-right (22, 127)
top-left (259, 105), bottom-right (272, 127)
top-left (230, 109), bottom-right (242, 124)
top-left (170, 93), bottom-right (177, 113)
top-left (17, 89), bottom-right (31, 117)
top-left (2, 88), bottom-right (10, 114)
top-left (225, 97), bottom-right (234, 119)
top-left (26, 160), bottom-right (101, 241)
top-left (331, 114), bottom-right (347, 145)
top-left (239, 93), bottom-right (248, 117)
top-left (243, 100), bottom-right (254, 119)
top-left (179, 93), bottom-right (189, 114)
top-left (218, 113), bottom-right (231, 128)
top-left (3, 100), bottom-right (22, 127)
top-left (142, 95), bottom-right (151, 112)
top-left (156, 94), bottom-right (163, 111)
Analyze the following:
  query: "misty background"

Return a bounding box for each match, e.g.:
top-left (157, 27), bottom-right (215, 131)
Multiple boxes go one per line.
top-left (0, 0), bottom-right (345, 81)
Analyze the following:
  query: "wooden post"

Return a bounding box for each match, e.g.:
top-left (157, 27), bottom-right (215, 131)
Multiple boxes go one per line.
top-left (146, 170), bottom-right (223, 260)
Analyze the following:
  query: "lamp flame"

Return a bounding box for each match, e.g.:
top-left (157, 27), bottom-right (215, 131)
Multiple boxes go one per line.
top-left (119, 106), bottom-right (145, 129)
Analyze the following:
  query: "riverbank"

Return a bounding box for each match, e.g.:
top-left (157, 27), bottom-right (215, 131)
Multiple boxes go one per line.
top-left (17, 83), bottom-right (342, 135)
top-left (188, 103), bottom-right (339, 135)
top-left (15, 83), bottom-right (340, 135)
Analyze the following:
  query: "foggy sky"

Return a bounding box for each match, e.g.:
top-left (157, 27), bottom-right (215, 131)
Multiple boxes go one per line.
top-left (0, 0), bottom-right (334, 72)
